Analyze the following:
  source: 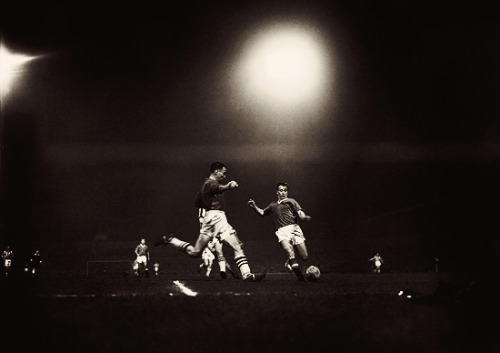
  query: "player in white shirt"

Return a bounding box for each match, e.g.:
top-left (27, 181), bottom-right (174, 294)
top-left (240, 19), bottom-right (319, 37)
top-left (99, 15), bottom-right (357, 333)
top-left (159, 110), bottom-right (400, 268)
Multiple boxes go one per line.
top-left (369, 253), bottom-right (384, 273)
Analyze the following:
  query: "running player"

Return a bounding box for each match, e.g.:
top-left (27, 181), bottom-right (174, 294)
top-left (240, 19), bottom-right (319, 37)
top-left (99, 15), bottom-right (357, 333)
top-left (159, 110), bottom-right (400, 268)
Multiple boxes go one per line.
top-left (155, 161), bottom-right (265, 282)
top-left (248, 182), bottom-right (311, 281)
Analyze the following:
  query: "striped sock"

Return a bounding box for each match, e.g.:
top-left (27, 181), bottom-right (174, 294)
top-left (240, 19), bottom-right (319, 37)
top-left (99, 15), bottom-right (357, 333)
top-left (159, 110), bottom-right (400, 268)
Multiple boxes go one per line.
top-left (235, 256), bottom-right (251, 279)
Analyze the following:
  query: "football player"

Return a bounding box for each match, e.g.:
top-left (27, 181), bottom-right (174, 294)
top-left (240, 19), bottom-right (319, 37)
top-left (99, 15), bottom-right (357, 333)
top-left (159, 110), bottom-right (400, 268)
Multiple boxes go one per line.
top-left (198, 209), bottom-right (240, 279)
top-left (369, 253), bottom-right (384, 273)
top-left (155, 161), bottom-right (265, 282)
top-left (2, 245), bottom-right (14, 278)
top-left (248, 182), bottom-right (311, 281)
top-left (134, 238), bottom-right (150, 277)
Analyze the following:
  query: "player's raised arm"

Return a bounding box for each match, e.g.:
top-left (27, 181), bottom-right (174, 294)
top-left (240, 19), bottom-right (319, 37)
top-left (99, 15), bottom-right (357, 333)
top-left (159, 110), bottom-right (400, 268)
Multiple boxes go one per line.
top-left (247, 199), bottom-right (265, 216)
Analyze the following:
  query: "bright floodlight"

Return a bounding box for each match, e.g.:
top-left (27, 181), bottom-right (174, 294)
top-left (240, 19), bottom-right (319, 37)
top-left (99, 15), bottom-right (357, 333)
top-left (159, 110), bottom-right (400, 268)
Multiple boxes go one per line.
top-left (236, 23), bottom-right (332, 118)
top-left (0, 44), bottom-right (37, 97)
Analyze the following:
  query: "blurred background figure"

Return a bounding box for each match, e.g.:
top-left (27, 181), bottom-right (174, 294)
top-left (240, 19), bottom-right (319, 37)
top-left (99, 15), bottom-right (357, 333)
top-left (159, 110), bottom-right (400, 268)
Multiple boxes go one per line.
top-left (134, 238), bottom-right (150, 277)
top-left (28, 250), bottom-right (42, 277)
top-left (2, 246), bottom-right (14, 278)
top-left (198, 208), bottom-right (240, 279)
top-left (369, 253), bottom-right (384, 273)
top-left (198, 242), bottom-right (216, 278)
top-left (153, 262), bottom-right (160, 276)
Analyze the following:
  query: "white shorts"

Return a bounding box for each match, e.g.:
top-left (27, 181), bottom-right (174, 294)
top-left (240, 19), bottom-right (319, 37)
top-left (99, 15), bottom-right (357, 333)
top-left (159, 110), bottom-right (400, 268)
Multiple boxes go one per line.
top-left (275, 224), bottom-right (306, 245)
top-left (4, 259), bottom-right (12, 268)
top-left (135, 255), bottom-right (148, 264)
top-left (375, 260), bottom-right (381, 268)
top-left (200, 210), bottom-right (235, 242)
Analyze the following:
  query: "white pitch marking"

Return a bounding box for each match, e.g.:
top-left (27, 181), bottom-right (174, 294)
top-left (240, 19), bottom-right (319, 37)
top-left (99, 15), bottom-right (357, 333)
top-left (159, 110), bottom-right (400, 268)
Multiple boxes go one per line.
top-left (173, 280), bottom-right (198, 297)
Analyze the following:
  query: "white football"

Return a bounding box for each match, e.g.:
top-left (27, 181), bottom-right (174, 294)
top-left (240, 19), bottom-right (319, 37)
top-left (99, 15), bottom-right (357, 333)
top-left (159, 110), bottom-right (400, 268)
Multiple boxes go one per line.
top-left (305, 265), bottom-right (321, 281)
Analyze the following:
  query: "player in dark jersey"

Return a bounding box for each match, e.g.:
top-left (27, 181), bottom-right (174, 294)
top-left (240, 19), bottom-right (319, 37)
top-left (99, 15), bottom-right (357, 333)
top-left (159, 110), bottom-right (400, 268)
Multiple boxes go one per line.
top-left (28, 250), bottom-right (42, 277)
top-left (2, 245), bottom-right (14, 278)
top-left (155, 161), bottom-right (265, 282)
top-left (248, 182), bottom-right (311, 281)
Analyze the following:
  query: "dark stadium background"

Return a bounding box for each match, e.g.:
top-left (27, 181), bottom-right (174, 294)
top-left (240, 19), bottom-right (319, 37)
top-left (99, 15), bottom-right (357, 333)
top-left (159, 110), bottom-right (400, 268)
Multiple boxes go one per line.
top-left (1, 1), bottom-right (498, 274)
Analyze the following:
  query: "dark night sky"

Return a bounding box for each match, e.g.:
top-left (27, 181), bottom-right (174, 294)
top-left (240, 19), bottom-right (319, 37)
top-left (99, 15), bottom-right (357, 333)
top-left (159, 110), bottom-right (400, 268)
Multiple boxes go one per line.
top-left (1, 1), bottom-right (499, 269)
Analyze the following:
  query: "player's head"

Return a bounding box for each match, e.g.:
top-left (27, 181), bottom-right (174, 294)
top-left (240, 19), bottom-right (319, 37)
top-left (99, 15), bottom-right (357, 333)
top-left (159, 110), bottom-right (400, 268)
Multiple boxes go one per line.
top-left (276, 182), bottom-right (289, 200)
top-left (140, 238), bottom-right (146, 244)
top-left (210, 161), bottom-right (227, 181)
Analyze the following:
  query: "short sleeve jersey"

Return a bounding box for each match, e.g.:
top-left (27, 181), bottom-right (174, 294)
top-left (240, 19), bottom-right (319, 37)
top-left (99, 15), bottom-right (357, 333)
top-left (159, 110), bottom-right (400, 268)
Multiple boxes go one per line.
top-left (135, 244), bottom-right (149, 256)
top-left (197, 178), bottom-right (225, 211)
top-left (262, 198), bottom-right (302, 229)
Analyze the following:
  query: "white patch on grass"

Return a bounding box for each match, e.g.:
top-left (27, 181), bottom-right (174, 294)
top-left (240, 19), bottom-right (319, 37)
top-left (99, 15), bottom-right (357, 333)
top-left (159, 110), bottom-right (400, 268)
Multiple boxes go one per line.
top-left (173, 280), bottom-right (198, 297)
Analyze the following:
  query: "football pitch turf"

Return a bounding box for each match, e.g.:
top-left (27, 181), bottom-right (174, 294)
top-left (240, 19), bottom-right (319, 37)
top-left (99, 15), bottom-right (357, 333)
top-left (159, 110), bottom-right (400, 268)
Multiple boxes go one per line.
top-left (3, 271), bottom-right (492, 353)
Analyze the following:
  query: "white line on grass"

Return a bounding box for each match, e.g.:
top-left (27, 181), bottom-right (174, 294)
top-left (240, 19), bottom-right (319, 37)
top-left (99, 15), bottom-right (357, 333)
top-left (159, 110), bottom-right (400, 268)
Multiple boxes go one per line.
top-left (173, 280), bottom-right (198, 297)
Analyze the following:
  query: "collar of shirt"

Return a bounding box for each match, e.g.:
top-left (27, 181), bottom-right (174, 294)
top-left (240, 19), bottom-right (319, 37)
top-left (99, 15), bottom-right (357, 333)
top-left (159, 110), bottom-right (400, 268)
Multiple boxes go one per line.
top-left (277, 198), bottom-right (288, 204)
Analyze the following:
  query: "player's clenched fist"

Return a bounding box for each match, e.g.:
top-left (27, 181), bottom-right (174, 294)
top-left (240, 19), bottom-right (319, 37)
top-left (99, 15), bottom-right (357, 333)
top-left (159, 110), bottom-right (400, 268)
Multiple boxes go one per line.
top-left (247, 199), bottom-right (256, 207)
top-left (227, 180), bottom-right (239, 189)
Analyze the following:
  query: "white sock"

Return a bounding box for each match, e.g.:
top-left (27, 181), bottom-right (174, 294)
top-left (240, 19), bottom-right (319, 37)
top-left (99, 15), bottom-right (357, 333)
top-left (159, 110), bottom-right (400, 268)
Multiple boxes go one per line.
top-left (218, 255), bottom-right (226, 272)
top-left (235, 256), bottom-right (251, 278)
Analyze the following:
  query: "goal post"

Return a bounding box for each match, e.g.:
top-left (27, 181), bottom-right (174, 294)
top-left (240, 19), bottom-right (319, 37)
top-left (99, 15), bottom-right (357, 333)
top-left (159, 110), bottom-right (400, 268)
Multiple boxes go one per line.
top-left (86, 260), bottom-right (133, 277)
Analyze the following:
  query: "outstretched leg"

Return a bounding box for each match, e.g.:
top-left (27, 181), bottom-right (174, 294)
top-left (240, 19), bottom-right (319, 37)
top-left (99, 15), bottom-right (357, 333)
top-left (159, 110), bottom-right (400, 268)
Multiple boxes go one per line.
top-left (157, 233), bottom-right (210, 257)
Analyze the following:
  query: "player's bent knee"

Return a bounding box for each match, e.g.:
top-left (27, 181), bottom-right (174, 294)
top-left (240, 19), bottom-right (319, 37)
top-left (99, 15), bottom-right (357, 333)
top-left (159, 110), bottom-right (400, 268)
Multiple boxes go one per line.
top-left (233, 249), bottom-right (245, 258)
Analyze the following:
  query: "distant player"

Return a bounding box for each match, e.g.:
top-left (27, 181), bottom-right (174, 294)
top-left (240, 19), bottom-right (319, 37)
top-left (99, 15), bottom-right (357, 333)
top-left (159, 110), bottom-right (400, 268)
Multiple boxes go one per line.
top-left (155, 161), bottom-right (265, 282)
top-left (368, 253), bottom-right (384, 273)
top-left (133, 238), bottom-right (150, 277)
top-left (28, 250), bottom-right (42, 277)
top-left (153, 262), bottom-right (160, 275)
top-left (2, 245), bottom-right (14, 278)
top-left (197, 238), bottom-right (240, 279)
top-left (198, 241), bottom-right (216, 277)
top-left (248, 182), bottom-right (311, 281)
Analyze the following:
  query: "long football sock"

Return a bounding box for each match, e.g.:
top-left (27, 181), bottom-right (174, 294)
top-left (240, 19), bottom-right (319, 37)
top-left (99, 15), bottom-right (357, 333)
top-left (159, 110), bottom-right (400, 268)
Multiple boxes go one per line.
top-left (289, 258), bottom-right (299, 269)
top-left (168, 237), bottom-right (192, 253)
top-left (289, 258), bottom-right (305, 281)
top-left (235, 256), bottom-right (251, 279)
top-left (217, 255), bottom-right (227, 273)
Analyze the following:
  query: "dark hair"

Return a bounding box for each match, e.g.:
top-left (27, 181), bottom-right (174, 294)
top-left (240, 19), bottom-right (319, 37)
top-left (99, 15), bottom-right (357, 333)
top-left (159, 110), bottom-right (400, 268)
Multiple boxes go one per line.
top-left (210, 161), bottom-right (226, 173)
top-left (276, 182), bottom-right (288, 190)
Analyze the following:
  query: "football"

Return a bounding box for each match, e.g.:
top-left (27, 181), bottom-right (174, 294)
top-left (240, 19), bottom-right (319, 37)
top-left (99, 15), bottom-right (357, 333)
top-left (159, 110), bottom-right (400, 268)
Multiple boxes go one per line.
top-left (305, 265), bottom-right (321, 281)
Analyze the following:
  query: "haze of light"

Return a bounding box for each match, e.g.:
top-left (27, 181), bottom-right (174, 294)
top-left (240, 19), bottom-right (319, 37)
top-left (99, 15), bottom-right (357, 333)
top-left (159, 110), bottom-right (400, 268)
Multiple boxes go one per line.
top-left (236, 24), bottom-right (332, 119)
top-left (0, 44), bottom-right (37, 98)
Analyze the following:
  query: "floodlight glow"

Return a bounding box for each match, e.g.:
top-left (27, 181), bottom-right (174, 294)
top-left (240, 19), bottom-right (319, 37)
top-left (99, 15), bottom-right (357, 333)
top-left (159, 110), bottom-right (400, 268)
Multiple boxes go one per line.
top-left (0, 44), bottom-right (37, 97)
top-left (244, 29), bottom-right (324, 103)
top-left (235, 23), bottom-right (333, 119)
